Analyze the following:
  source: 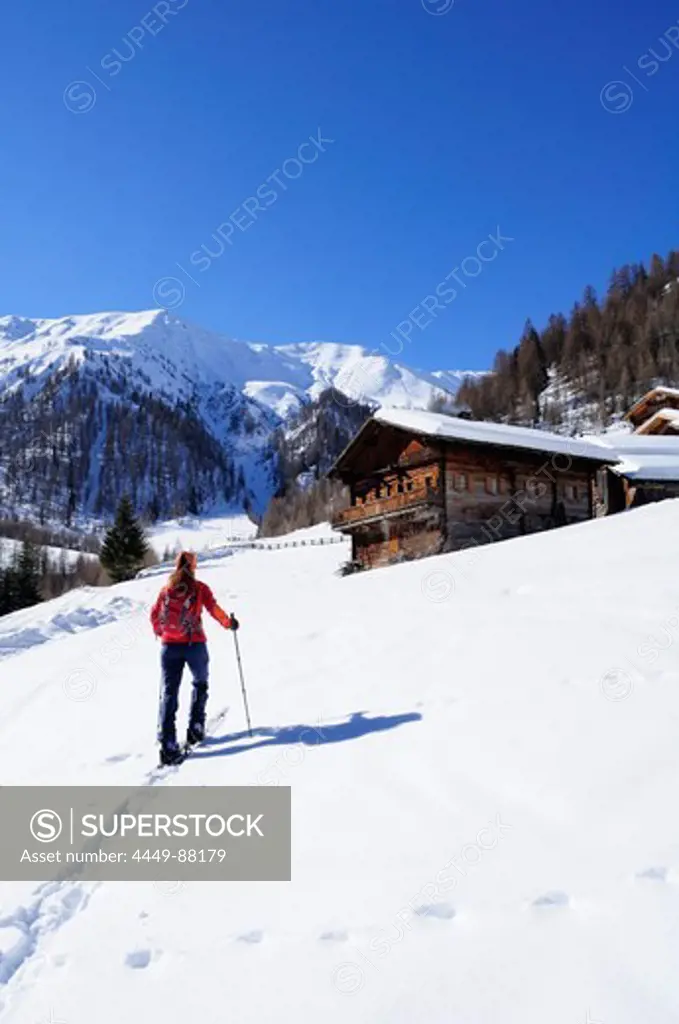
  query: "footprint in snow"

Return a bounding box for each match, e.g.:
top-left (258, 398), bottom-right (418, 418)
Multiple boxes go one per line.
top-left (125, 948), bottom-right (153, 969)
top-left (414, 902), bottom-right (456, 921)
top-left (636, 866), bottom-right (669, 882)
top-left (532, 890), bottom-right (570, 909)
top-left (105, 753), bottom-right (131, 764)
top-left (319, 929), bottom-right (348, 942)
top-left (237, 930), bottom-right (263, 944)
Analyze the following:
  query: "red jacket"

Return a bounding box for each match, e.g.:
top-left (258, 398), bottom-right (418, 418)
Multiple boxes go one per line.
top-left (150, 580), bottom-right (233, 643)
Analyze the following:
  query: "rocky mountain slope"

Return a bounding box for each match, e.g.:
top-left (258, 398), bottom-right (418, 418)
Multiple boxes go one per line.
top-left (0, 309), bottom-right (472, 524)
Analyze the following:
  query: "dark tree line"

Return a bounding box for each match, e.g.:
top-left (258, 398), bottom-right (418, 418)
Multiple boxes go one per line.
top-left (0, 355), bottom-right (251, 524)
top-left (0, 539), bottom-right (108, 617)
top-left (457, 250), bottom-right (679, 429)
top-left (0, 541), bottom-right (41, 615)
top-left (259, 477), bottom-right (349, 537)
top-left (0, 517), bottom-right (100, 553)
top-left (0, 495), bottom-right (157, 617)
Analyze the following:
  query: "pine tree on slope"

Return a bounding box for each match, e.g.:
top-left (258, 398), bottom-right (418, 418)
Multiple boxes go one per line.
top-left (100, 496), bottom-right (149, 583)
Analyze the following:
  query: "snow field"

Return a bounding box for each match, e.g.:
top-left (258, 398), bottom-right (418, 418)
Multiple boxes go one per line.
top-left (0, 504), bottom-right (678, 1022)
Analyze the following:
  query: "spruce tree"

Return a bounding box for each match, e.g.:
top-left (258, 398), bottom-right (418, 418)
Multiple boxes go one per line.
top-left (100, 495), bottom-right (149, 583)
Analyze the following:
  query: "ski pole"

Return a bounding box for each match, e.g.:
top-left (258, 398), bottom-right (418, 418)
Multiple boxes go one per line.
top-left (232, 624), bottom-right (253, 737)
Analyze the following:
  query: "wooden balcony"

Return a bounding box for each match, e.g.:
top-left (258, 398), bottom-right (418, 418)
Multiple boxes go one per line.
top-left (332, 486), bottom-right (444, 530)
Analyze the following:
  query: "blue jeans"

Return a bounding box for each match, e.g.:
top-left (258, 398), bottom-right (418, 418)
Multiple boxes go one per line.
top-left (158, 642), bottom-right (209, 748)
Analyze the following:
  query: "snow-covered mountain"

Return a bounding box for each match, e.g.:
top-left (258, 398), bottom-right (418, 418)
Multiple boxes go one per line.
top-left (0, 309), bottom-right (471, 416)
top-left (0, 309), bottom-right (477, 523)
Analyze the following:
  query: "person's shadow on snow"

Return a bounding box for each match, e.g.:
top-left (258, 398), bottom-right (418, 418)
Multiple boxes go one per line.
top-left (189, 710), bottom-right (422, 759)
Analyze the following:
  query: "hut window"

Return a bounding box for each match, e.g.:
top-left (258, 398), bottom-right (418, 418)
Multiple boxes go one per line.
top-left (572, 485), bottom-right (578, 501)
top-left (406, 480), bottom-right (414, 492)
top-left (425, 476), bottom-right (433, 490)
top-left (486, 475), bottom-right (498, 495)
top-left (397, 481), bottom-right (404, 494)
top-left (455, 473), bottom-right (468, 491)
top-left (386, 483), bottom-right (392, 497)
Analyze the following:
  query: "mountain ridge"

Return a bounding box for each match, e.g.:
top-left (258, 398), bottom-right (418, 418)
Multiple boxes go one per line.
top-left (0, 308), bottom-right (476, 412)
top-left (0, 308), bottom-right (478, 524)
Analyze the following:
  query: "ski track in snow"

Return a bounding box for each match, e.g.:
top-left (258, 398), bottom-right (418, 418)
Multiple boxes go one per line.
top-left (0, 704), bottom-right (232, 1010)
top-left (0, 882), bottom-right (94, 1012)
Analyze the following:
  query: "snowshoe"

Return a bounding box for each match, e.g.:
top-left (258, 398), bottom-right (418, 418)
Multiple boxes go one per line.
top-left (186, 724), bottom-right (206, 746)
top-left (159, 745), bottom-right (186, 767)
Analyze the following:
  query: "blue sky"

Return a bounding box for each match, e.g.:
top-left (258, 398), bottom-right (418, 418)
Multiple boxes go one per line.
top-left (0, 0), bottom-right (676, 371)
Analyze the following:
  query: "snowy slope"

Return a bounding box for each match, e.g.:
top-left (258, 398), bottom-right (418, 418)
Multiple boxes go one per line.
top-left (146, 514), bottom-right (257, 557)
top-left (0, 310), bottom-right (469, 416)
top-left (2, 505), bottom-right (678, 1022)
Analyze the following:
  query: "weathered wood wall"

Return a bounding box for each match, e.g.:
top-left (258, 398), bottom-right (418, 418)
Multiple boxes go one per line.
top-left (350, 507), bottom-right (444, 569)
top-left (333, 425), bottom-right (603, 569)
top-left (346, 457), bottom-right (444, 568)
top-left (628, 480), bottom-right (679, 507)
top-left (443, 447), bottom-right (593, 549)
top-left (353, 459), bottom-right (441, 507)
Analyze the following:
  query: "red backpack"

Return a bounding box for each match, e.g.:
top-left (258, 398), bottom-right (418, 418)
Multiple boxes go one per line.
top-left (158, 582), bottom-right (204, 642)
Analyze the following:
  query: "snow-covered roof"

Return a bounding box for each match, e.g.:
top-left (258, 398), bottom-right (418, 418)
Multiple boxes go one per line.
top-left (616, 456), bottom-right (679, 481)
top-left (591, 434), bottom-right (679, 481)
top-left (373, 407), bottom-right (617, 463)
top-left (649, 385), bottom-right (679, 400)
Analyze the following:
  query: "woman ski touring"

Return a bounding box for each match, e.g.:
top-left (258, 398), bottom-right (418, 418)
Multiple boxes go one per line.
top-left (150, 550), bottom-right (239, 766)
